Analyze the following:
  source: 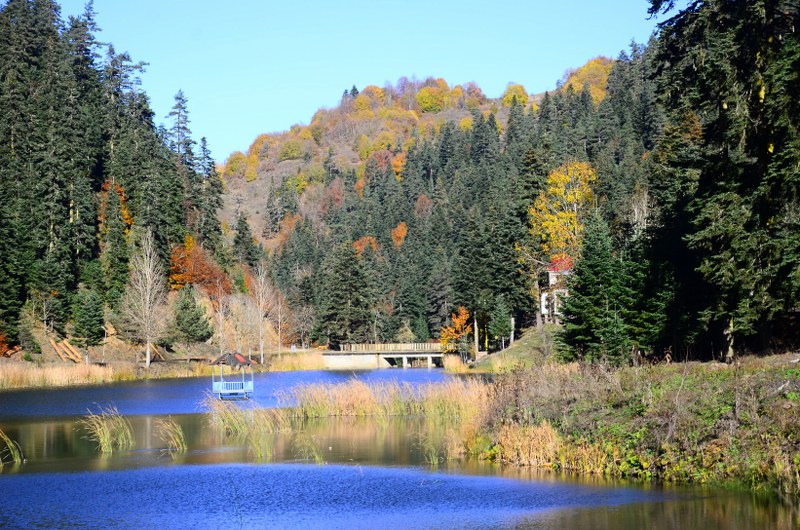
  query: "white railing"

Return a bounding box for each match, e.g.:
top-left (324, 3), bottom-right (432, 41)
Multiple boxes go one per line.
top-left (339, 343), bottom-right (443, 353)
top-left (212, 380), bottom-right (254, 393)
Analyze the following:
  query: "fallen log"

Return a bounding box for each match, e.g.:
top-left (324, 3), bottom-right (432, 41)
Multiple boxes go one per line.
top-left (48, 337), bottom-right (68, 362)
top-left (62, 340), bottom-right (83, 362)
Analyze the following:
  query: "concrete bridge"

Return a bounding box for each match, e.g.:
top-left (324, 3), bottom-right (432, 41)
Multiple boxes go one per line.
top-left (323, 342), bottom-right (447, 369)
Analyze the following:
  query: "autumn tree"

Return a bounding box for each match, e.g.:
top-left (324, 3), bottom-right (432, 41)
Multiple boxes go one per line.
top-left (519, 161), bottom-right (596, 324)
top-left (440, 306), bottom-right (473, 361)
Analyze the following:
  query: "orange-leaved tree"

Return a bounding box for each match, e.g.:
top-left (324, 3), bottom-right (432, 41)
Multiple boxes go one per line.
top-left (440, 306), bottom-right (473, 360)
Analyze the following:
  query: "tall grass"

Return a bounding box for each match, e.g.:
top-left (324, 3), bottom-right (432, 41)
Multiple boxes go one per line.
top-left (78, 405), bottom-right (134, 453)
top-left (0, 427), bottom-right (23, 467)
top-left (0, 363), bottom-right (134, 389)
top-left (155, 416), bottom-right (187, 458)
top-left (203, 395), bottom-right (288, 462)
top-left (443, 355), bottom-right (469, 373)
top-left (496, 422), bottom-right (561, 468)
top-left (269, 352), bottom-right (325, 371)
top-left (283, 378), bottom-right (491, 425)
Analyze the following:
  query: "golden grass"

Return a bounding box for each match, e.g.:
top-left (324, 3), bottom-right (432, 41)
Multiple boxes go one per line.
top-left (268, 352), bottom-right (325, 371)
top-left (495, 421), bottom-right (561, 468)
top-left (78, 405), bottom-right (134, 453)
top-left (0, 363), bottom-right (131, 389)
top-left (284, 378), bottom-right (492, 426)
top-left (443, 355), bottom-right (469, 373)
top-left (203, 395), bottom-right (289, 462)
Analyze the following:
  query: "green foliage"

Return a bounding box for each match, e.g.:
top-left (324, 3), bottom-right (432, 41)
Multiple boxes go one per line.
top-left (174, 285), bottom-right (212, 345)
top-left (278, 139), bottom-right (303, 161)
top-left (73, 288), bottom-right (106, 346)
top-left (232, 214), bottom-right (262, 267)
top-left (559, 210), bottom-right (632, 365)
top-left (312, 243), bottom-right (372, 346)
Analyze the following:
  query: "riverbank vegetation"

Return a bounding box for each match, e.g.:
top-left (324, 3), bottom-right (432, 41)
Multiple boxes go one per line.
top-left (78, 406), bottom-right (135, 454)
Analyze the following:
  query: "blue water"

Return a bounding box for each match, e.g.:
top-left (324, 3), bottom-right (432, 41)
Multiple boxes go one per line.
top-left (0, 463), bottom-right (673, 529)
top-left (0, 369), bottom-right (450, 420)
top-left (0, 370), bottom-right (793, 529)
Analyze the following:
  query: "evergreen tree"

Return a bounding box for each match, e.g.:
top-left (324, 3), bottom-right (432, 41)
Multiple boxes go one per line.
top-left (232, 213), bottom-right (261, 267)
top-left (559, 210), bottom-right (631, 364)
top-left (313, 243), bottom-right (372, 346)
top-left (174, 285), bottom-right (212, 348)
top-left (73, 288), bottom-right (105, 346)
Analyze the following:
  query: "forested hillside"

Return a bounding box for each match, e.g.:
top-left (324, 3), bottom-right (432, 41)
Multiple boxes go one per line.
top-left (1, 0), bottom-right (798, 364)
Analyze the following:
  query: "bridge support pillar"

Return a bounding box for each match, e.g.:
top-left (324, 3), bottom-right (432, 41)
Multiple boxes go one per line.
top-left (403, 356), bottom-right (409, 368)
top-left (427, 356), bottom-right (432, 368)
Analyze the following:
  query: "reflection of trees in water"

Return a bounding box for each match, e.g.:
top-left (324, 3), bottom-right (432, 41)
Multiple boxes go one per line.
top-left (527, 493), bottom-right (798, 530)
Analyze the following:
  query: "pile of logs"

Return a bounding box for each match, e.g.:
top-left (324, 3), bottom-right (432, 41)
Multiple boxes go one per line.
top-left (1, 345), bottom-right (21, 359)
top-left (48, 337), bottom-right (83, 363)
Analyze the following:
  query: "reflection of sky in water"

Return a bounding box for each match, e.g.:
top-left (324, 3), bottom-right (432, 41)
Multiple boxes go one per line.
top-left (0, 369), bottom-right (452, 419)
top-left (0, 463), bottom-right (673, 530)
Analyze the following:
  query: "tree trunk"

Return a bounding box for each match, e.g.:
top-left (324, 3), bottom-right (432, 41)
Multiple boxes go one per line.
top-left (473, 314), bottom-right (479, 361)
top-left (724, 317), bottom-right (735, 363)
top-left (145, 341), bottom-right (152, 369)
top-left (510, 316), bottom-right (515, 344)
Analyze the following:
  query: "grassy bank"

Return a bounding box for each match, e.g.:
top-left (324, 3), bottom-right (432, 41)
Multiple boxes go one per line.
top-left (484, 358), bottom-right (800, 506)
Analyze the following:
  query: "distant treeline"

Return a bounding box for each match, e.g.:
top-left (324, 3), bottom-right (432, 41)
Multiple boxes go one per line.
top-left (1, 0), bottom-right (798, 363)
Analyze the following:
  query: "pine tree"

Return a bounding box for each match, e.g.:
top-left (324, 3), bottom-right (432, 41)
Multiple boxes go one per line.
top-left (174, 285), bottom-right (212, 350)
top-left (559, 210), bottom-right (631, 364)
top-left (232, 213), bottom-right (261, 267)
top-left (73, 288), bottom-right (105, 346)
top-left (313, 243), bottom-right (372, 346)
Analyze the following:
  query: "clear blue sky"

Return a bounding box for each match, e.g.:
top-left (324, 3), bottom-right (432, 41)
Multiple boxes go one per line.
top-left (59, 0), bottom-right (677, 161)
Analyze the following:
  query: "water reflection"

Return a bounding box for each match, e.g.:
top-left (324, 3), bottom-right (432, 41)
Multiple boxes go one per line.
top-left (1, 371), bottom-right (797, 528)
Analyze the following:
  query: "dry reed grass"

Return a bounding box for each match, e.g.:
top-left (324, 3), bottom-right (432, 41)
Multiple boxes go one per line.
top-left (78, 405), bottom-right (134, 453)
top-left (495, 421), bottom-right (561, 468)
top-left (0, 363), bottom-right (131, 389)
top-left (269, 353), bottom-right (325, 371)
top-left (284, 378), bottom-right (492, 426)
top-left (203, 395), bottom-right (289, 462)
top-left (443, 355), bottom-right (469, 373)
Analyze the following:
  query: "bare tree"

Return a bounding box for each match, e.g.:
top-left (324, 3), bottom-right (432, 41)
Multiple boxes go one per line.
top-left (213, 280), bottom-right (230, 357)
top-left (228, 293), bottom-right (258, 357)
top-left (122, 230), bottom-right (167, 368)
top-left (251, 262), bottom-right (272, 364)
top-left (268, 287), bottom-right (289, 359)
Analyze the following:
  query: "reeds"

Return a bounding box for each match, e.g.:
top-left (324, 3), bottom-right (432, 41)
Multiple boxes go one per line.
top-left (0, 427), bottom-right (23, 467)
top-left (495, 421), bottom-right (561, 468)
top-left (443, 354), bottom-right (469, 373)
top-left (155, 416), bottom-right (187, 457)
top-left (78, 405), bottom-right (134, 453)
top-left (293, 432), bottom-right (324, 464)
top-left (269, 352), bottom-right (325, 372)
top-left (0, 363), bottom-right (129, 389)
top-left (284, 378), bottom-right (491, 426)
top-left (203, 395), bottom-right (288, 462)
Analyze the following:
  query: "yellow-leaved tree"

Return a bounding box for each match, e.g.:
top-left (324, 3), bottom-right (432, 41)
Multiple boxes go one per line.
top-left (517, 161), bottom-right (596, 324)
top-left (502, 83), bottom-right (528, 107)
top-left (529, 161), bottom-right (596, 260)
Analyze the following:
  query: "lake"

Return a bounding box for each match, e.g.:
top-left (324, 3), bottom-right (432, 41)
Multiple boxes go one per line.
top-left (0, 369), bottom-right (795, 529)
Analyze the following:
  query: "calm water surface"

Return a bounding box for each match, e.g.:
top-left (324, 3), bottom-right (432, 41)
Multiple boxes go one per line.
top-left (0, 369), bottom-right (795, 529)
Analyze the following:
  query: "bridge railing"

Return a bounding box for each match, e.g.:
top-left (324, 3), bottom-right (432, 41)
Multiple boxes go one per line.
top-left (340, 342), bottom-right (443, 353)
